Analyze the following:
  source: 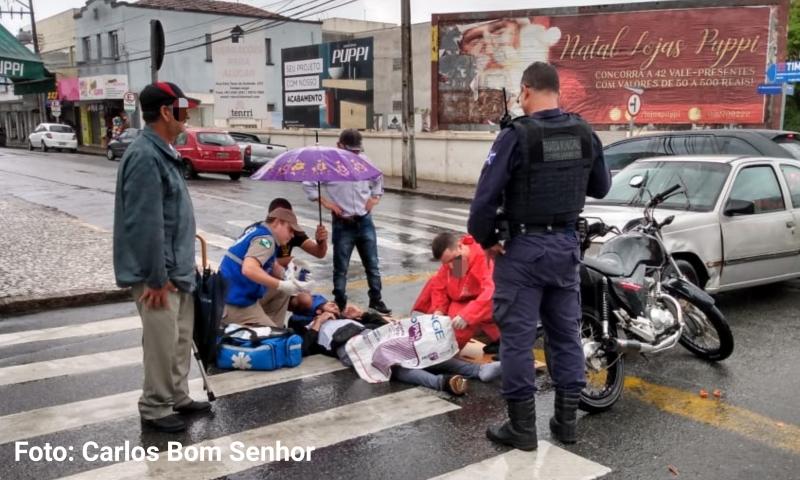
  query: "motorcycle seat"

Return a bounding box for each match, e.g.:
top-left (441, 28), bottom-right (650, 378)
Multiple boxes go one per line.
top-left (583, 255), bottom-right (626, 277)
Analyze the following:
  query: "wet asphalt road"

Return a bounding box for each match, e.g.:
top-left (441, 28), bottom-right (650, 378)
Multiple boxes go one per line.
top-left (0, 148), bottom-right (799, 479)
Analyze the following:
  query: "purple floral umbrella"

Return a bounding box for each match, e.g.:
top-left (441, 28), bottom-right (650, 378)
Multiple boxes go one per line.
top-left (250, 143), bottom-right (383, 223)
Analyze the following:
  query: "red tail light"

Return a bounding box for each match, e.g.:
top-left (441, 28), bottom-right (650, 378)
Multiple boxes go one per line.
top-left (45, 133), bottom-right (53, 139)
top-left (245, 145), bottom-right (252, 157)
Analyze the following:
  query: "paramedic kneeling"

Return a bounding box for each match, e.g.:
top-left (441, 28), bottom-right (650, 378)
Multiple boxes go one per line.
top-left (220, 208), bottom-right (313, 327)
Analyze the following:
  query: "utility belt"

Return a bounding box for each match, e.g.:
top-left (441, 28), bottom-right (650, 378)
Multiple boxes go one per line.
top-left (508, 221), bottom-right (576, 238)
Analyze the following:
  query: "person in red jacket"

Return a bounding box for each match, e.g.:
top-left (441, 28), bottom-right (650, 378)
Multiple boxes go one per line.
top-left (413, 232), bottom-right (501, 350)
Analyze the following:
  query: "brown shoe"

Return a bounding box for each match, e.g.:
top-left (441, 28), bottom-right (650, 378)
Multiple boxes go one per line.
top-left (443, 374), bottom-right (468, 396)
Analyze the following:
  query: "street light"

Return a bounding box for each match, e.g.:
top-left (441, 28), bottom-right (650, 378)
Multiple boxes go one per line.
top-left (230, 25), bottom-right (244, 44)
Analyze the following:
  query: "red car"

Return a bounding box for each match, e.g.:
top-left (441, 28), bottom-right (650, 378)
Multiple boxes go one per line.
top-left (175, 129), bottom-right (244, 181)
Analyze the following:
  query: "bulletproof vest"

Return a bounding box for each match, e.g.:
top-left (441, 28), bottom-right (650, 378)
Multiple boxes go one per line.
top-left (504, 114), bottom-right (594, 226)
top-left (220, 222), bottom-right (276, 307)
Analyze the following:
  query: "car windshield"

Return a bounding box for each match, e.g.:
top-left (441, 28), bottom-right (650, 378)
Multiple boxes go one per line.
top-left (588, 161), bottom-right (730, 212)
top-left (49, 125), bottom-right (73, 133)
top-left (197, 132), bottom-right (235, 146)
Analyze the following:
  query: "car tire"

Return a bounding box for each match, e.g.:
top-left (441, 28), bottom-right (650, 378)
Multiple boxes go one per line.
top-left (70, 149), bottom-right (78, 154)
top-left (229, 173), bottom-right (241, 181)
top-left (41, 141), bottom-right (48, 152)
top-left (27, 141), bottom-right (33, 151)
top-left (106, 149), bottom-right (115, 161)
top-left (183, 160), bottom-right (198, 180)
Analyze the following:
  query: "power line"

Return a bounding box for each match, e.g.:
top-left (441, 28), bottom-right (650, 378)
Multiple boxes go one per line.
top-left (111, 0), bottom-right (354, 66)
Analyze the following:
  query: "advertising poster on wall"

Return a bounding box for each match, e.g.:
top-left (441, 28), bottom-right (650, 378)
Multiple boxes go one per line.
top-left (282, 37), bottom-right (374, 129)
top-left (433, 5), bottom-right (775, 127)
top-left (213, 29), bottom-right (268, 124)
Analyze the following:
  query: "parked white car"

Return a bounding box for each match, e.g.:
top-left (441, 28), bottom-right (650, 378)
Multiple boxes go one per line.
top-left (229, 131), bottom-right (287, 173)
top-left (583, 155), bottom-right (800, 293)
top-left (28, 123), bottom-right (78, 153)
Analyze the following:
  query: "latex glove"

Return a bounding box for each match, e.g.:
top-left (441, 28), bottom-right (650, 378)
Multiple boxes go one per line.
top-left (277, 279), bottom-right (303, 296)
top-left (293, 278), bottom-right (315, 293)
top-left (452, 315), bottom-right (468, 330)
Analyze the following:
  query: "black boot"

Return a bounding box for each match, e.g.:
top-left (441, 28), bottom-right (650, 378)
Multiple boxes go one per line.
top-left (486, 398), bottom-right (538, 451)
top-left (549, 390), bottom-right (580, 444)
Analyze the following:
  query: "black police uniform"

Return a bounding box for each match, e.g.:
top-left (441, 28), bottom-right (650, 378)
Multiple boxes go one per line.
top-left (468, 108), bottom-right (611, 449)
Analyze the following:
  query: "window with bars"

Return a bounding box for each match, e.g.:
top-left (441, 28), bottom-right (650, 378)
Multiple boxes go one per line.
top-left (265, 38), bottom-right (273, 65)
top-left (108, 31), bottom-right (119, 59)
top-left (205, 34), bottom-right (212, 62)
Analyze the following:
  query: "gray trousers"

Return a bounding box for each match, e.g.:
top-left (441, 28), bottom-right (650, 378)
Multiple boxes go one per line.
top-left (132, 283), bottom-right (194, 420)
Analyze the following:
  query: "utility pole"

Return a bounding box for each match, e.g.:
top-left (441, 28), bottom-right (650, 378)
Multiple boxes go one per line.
top-left (27, 0), bottom-right (39, 54)
top-left (400, 0), bottom-right (416, 189)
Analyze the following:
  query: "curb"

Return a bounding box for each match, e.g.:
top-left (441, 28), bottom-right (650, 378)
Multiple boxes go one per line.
top-left (0, 288), bottom-right (132, 316)
top-left (382, 185), bottom-right (473, 203)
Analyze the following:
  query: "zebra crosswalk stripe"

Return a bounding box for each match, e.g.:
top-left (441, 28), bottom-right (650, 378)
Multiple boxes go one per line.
top-left (0, 346), bottom-right (142, 387)
top-left (57, 388), bottom-right (460, 480)
top-left (0, 355), bottom-right (347, 445)
top-left (0, 316), bottom-right (140, 348)
top-left (428, 443), bottom-right (611, 480)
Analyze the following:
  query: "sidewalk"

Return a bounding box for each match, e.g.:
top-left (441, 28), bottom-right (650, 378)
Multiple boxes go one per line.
top-left (381, 176), bottom-right (474, 202)
top-left (0, 196), bottom-right (128, 315)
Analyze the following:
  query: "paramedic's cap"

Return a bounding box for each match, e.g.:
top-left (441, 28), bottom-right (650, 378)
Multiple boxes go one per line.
top-left (338, 129), bottom-right (363, 152)
top-left (267, 208), bottom-right (305, 234)
top-left (139, 82), bottom-right (200, 113)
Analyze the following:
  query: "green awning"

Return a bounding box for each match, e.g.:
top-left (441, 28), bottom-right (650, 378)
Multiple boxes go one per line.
top-left (0, 23), bottom-right (52, 94)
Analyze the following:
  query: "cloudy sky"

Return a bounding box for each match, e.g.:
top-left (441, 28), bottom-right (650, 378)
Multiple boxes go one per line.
top-left (1, 0), bottom-right (675, 35)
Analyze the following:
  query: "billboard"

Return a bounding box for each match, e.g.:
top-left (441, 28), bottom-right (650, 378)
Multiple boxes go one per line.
top-left (213, 30), bottom-right (268, 124)
top-left (433, 5), bottom-right (776, 127)
top-left (282, 37), bottom-right (373, 129)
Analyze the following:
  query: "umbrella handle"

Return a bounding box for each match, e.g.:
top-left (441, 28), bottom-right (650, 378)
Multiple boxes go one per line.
top-left (317, 181), bottom-right (323, 225)
top-left (196, 234), bottom-right (209, 270)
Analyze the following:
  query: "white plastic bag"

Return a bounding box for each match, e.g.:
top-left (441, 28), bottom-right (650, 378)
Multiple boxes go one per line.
top-left (344, 314), bottom-right (460, 383)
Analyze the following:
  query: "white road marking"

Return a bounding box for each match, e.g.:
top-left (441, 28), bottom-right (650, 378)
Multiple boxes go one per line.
top-left (0, 347), bottom-right (142, 386)
top-left (414, 209), bottom-right (469, 223)
top-left (429, 443), bottom-right (611, 480)
top-left (0, 316), bottom-right (140, 348)
top-left (0, 355), bottom-right (347, 445)
top-left (59, 388), bottom-right (459, 480)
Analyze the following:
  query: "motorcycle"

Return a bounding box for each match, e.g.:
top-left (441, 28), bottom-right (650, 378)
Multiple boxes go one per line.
top-left (554, 176), bottom-right (735, 412)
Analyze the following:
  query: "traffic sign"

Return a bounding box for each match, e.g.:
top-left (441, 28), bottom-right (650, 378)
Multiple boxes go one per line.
top-left (757, 83), bottom-right (795, 95)
top-left (767, 62), bottom-right (800, 84)
top-left (50, 100), bottom-right (61, 118)
top-left (123, 91), bottom-right (137, 112)
top-left (627, 94), bottom-right (641, 117)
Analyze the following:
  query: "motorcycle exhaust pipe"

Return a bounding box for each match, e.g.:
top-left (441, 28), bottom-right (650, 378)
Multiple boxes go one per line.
top-left (612, 329), bottom-right (682, 354)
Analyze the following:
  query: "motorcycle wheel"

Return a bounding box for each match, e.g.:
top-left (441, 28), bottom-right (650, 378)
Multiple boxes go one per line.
top-left (677, 298), bottom-right (734, 361)
top-left (544, 308), bottom-right (625, 413)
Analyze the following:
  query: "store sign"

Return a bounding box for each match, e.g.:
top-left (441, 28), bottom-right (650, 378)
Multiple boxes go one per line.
top-left (78, 75), bottom-right (129, 100)
top-left (281, 37), bottom-right (374, 128)
top-left (212, 28), bottom-right (268, 122)
top-left (434, 6), bottom-right (771, 126)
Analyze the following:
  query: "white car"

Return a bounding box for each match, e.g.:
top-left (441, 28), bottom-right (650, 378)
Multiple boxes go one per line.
top-left (583, 155), bottom-right (800, 293)
top-left (28, 123), bottom-right (78, 153)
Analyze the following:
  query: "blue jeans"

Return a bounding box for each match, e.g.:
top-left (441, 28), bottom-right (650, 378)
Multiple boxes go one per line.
top-left (392, 358), bottom-right (481, 391)
top-left (335, 347), bottom-right (480, 391)
top-left (332, 213), bottom-right (382, 307)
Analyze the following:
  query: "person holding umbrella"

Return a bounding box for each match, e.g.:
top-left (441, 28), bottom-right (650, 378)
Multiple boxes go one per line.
top-left (302, 130), bottom-right (391, 315)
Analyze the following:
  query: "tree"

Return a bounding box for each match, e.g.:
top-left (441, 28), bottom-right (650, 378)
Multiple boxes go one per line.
top-left (785, 0), bottom-right (800, 130)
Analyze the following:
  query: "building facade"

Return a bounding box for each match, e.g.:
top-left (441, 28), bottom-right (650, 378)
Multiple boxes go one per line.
top-left (73, 0), bottom-right (321, 146)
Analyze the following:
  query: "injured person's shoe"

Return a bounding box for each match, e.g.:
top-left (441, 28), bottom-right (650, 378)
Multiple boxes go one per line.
top-left (442, 374), bottom-right (468, 396)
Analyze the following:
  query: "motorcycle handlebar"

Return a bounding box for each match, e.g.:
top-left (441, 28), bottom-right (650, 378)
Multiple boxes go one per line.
top-left (648, 184), bottom-right (681, 207)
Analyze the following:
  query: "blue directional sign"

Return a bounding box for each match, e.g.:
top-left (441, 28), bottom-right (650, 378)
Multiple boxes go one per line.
top-left (767, 62), bottom-right (800, 83)
top-left (757, 83), bottom-right (788, 95)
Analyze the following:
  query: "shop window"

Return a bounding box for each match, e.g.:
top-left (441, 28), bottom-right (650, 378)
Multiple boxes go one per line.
top-left (205, 34), bottom-right (212, 62)
top-left (108, 31), bottom-right (119, 59)
top-left (265, 38), bottom-right (273, 65)
top-left (82, 37), bottom-right (91, 62)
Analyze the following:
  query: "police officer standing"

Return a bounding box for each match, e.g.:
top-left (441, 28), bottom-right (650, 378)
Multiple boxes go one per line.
top-left (468, 62), bottom-right (611, 450)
